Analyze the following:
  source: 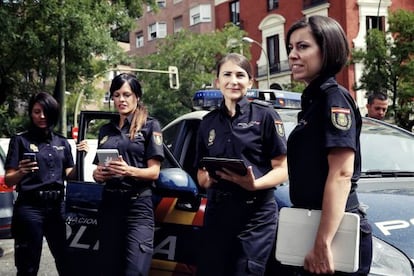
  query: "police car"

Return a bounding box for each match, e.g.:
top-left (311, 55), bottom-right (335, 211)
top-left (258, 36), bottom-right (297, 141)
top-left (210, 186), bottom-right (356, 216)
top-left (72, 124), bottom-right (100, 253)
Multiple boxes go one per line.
top-left (0, 146), bottom-right (13, 239)
top-left (66, 91), bottom-right (414, 275)
top-left (192, 88), bottom-right (301, 110)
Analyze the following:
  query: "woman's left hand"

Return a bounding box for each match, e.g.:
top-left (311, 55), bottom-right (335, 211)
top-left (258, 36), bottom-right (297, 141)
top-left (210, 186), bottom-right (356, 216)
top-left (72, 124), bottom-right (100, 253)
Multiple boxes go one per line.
top-left (76, 140), bottom-right (89, 154)
top-left (106, 155), bottom-right (130, 177)
top-left (304, 246), bottom-right (335, 274)
top-left (216, 166), bottom-right (256, 191)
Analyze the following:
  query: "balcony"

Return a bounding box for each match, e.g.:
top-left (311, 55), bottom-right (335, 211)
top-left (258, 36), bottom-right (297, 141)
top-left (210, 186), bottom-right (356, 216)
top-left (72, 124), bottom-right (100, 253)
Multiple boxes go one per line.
top-left (255, 60), bottom-right (290, 78)
top-left (303, 0), bottom-right (329, 9)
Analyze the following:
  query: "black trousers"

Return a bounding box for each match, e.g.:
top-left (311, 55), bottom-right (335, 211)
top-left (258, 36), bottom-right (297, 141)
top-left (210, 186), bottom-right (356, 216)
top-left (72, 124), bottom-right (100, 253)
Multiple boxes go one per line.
top-left (12, 197), bottom-right (66, 276)
top-left (197, 189), bottom-right (278, 276)
top-left (98, 188), bottom-right (154, 276)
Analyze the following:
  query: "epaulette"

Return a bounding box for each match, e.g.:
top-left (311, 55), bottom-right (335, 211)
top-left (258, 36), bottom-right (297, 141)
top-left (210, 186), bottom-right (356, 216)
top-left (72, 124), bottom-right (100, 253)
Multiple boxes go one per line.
top-left (251, 99), bottom-right (272, 107)
top-left (16, 130), bottom-right (28, 136)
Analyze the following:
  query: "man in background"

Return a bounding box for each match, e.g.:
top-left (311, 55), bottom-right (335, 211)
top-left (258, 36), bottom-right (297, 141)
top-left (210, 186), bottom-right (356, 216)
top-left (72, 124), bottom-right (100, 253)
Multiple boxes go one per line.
top-left (366, 92), bottom-right (388, 120)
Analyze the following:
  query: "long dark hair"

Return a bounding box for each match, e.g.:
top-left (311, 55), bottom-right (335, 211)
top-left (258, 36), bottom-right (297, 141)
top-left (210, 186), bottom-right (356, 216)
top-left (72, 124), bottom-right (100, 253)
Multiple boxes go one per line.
top-left (110, 73), bottom-right (148, 140)
top-left (28, 92), bottom-right (60, 129)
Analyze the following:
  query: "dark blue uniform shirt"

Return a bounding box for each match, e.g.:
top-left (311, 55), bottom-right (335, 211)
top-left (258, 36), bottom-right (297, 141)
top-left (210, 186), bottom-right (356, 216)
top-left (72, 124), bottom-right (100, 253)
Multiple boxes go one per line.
top-left (287, 76), bottom-right (362, 209)
top-left (196, 97), bottom-right (287, 192)
top-left (94, 114), bottom-right (164, 189)
top-left (5, 130), bottom-right (74, 192)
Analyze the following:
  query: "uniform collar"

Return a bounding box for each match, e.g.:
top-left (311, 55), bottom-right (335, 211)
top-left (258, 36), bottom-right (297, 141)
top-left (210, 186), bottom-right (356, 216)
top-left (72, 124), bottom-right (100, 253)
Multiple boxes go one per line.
top-left (302, 76), bottom-right (336, 109)
top-left (219, 96), bottom-right (249, 117)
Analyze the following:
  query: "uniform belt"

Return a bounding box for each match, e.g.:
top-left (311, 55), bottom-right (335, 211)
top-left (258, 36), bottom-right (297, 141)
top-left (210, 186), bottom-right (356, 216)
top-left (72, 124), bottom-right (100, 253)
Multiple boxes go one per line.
top-left (103, 187), bottom-right (152, 198)
top-left (18, 189), bottom-right (63, 202)
top-left (209, 189), bottom-right (274, 204)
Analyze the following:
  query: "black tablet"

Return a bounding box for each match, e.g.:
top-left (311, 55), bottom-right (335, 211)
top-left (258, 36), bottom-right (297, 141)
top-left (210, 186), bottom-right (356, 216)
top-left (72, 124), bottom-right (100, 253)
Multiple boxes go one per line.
top-left (200, 157), bottom-right (248, 178)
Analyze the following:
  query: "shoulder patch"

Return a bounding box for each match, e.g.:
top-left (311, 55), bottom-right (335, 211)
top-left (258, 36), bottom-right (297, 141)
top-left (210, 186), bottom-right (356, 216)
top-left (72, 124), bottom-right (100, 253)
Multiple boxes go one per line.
top-left (331, 107), bottom-right (351, 130)
top-left (274, 120), bottom-right (285, 137)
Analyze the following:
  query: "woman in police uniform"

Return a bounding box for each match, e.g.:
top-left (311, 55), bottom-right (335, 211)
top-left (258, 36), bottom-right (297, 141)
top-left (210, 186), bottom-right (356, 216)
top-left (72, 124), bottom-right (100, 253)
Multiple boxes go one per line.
top-left (92, 73), bottom-right (164, 276)
top-left (195, 53), bottom-right (288, 276)
top-left (5, 92), bottom-right (88, 275)
top-left (286, 16), bottom-right (372, 275)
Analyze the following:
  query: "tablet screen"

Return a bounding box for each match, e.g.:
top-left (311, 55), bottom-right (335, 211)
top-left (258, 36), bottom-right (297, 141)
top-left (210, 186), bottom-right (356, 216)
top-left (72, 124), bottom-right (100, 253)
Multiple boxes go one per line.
top-left (200, 157), bottom-right (247, 178)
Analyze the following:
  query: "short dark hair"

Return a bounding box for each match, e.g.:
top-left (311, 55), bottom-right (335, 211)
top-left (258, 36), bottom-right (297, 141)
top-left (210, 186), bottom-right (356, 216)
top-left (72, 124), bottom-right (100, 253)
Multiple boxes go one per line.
top-left (367, 92), bottom-right (388, 104)
top-left (216, 53), bottom-right (253, 79)
top-left (286, 15), bottom-right (350, 76)
top-left (29, 92), bottom-right (60, 128)
top-left (110, 73), bottom-right (143, 99)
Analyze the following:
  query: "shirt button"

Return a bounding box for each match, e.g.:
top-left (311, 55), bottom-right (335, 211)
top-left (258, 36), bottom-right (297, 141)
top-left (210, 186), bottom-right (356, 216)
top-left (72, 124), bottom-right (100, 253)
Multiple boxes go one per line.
top-left (227, 139), bottom-right (231, 142)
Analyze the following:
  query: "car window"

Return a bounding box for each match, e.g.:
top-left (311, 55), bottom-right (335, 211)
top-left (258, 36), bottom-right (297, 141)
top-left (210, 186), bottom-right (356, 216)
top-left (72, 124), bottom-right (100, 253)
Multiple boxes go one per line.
top-left (360, 120), bottom-right (414, 172)
top-left (163, 121), bottom-right (181, 154)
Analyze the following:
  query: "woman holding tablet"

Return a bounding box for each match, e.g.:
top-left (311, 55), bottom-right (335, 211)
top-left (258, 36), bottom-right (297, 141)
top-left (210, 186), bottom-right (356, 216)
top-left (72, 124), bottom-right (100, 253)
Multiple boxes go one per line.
top-left (286, 16), bottom-right (372, 275)
top-left (92, 73), bottom-right (164, 275)
top-left (195, 53), bottom-right (288, 276)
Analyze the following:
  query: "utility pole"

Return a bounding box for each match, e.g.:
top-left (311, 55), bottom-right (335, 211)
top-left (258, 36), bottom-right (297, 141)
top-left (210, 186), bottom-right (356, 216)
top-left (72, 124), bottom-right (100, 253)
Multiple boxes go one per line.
top-left (57, 0), bottom-right (67, 136)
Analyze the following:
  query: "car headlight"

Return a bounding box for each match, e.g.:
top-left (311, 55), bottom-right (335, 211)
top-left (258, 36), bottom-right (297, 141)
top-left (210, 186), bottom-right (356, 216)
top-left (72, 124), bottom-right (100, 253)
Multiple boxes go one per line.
top-left (369, 237), bottom-right (413, 276)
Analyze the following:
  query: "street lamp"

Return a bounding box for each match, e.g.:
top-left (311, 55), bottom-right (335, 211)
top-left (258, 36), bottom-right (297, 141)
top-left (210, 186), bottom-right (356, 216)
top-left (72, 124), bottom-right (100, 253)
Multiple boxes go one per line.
top-left (242, 36), bottom-right (270, 88)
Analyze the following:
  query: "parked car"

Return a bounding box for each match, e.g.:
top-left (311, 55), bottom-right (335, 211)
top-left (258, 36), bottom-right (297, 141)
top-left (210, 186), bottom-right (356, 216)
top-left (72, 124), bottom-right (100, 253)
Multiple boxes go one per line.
top-left (66, 103), bottom-right (414, 275)
top-left (0, 145), bottom-right (14, 239)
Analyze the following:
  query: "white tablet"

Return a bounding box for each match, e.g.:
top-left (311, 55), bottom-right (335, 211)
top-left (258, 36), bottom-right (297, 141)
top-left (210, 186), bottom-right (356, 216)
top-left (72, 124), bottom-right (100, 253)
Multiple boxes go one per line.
top-left (96, 149), bottom-right (120, 166)
top-left (276, 207), bottom-right (360, 273)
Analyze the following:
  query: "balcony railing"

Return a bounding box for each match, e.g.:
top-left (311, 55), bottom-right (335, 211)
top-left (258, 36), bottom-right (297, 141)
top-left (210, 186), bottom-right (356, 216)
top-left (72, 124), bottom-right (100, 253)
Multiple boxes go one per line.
top-left (256, 60), bottom-right (290, 78)
top-left (303, 0), bottom-right (329, 9)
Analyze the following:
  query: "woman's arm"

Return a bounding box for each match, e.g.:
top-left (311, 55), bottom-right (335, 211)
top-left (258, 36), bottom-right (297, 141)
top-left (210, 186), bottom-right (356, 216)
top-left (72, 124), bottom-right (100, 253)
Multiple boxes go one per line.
top-left (216, 154), bottom-right (288, 191)
top-left (304, 147), bottom-right (354, 274)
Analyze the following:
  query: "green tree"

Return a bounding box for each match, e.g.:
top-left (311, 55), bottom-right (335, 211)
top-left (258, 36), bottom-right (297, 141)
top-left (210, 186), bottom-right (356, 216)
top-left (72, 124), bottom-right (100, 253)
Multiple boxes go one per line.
top-left (352, 9), bottom-right (414, 129)
top-left (0, 0), bottom-right (155, 137)
top-left (132, 23), bottom-right (249, 125)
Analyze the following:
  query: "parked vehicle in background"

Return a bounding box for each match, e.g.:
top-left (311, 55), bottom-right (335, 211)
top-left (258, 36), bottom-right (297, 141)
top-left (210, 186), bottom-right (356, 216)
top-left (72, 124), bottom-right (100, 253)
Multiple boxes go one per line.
top-left (192, 88), bottom-right (301, 111)
top-left (0, 146), bottom-right (13, 239)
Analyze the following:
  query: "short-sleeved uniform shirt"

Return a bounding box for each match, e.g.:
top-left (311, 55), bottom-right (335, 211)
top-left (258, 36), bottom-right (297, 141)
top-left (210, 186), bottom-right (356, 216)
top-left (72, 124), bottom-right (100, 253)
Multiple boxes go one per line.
top-left (5, 129), bottom-right (74, 192)
top-left (195, 97), bottom-right (287, 192)
top-left (287, 77), bottom-right (362, 209)
top-left (94, 114), bottom-right (164, 188)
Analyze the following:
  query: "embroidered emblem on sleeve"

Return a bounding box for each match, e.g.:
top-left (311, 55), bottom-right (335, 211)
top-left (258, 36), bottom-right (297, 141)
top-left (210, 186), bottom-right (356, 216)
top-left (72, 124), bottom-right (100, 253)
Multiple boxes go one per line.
top-left (153, 132), bottom-right (163, 145)
top-left (331, 107), bottom-right (351, 130)
top-left (208, 129), bottom-right (216, 146)
top-left (30, 144), bottom-right (39, 152)
top-left (100, 136), bottom-right (108, 145)
top-left (274, 120), bottom-right (285, 137)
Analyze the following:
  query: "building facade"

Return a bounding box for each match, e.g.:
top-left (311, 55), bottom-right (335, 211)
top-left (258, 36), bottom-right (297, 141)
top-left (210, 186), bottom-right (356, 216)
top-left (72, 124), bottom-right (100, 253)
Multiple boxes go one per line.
top-left (128, 0), bottom-right (216, 57)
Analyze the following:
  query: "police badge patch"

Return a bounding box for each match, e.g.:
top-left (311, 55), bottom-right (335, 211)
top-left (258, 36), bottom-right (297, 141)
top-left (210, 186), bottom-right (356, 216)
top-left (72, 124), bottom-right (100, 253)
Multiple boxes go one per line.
top-left (153, 132), bottom-right (163, 145)
top-left (331, 107), bottom-right (351, 130)
top-left (208, 129), bottom-right (216, 146)
top-left (274, 120), bottom-right (285, 137)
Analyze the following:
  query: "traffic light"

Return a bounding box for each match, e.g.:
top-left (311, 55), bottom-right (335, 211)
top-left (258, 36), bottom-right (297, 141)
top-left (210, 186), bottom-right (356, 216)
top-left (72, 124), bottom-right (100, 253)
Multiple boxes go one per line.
top-left (168, 66), bottom-right (179, 90)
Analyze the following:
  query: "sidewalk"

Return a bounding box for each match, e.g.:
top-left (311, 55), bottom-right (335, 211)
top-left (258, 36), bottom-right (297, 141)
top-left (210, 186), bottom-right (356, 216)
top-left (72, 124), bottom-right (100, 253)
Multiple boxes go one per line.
top-left (0, 239), bottom-right (14, 258)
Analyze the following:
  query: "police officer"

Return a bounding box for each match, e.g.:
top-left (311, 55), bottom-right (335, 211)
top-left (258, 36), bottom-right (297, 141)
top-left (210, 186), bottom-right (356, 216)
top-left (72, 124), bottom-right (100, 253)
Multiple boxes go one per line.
top-left (286, 16), bottom-right (372, 275)
top-left (5, 92), bottom-right (88, 276)
top-left (92, 73), bottom-right (164, 276)
top-left (195, 53), bottom-right (288, 276)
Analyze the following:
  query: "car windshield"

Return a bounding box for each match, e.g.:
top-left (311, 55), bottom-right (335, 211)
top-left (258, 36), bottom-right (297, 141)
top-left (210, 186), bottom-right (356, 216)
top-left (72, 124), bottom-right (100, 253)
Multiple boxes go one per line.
top-left (278, 110), bottom-right (414, 175)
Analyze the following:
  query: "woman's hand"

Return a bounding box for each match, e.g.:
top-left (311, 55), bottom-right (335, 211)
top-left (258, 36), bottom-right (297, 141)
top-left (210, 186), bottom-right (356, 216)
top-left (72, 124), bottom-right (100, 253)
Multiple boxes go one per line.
top-left (197, 168), bottom-right (216, 189)
top-left (76, 140), bottom-right (89, 154)
top-left (18, 158), bottom-right (39, 175)
top-left (216, 166), bottom-right (256, 190)
top-left (304, 244), bottom-right (335, 274)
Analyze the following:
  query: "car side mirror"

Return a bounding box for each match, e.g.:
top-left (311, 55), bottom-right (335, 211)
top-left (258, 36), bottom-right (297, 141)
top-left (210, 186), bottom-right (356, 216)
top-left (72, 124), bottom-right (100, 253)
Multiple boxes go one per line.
top-left (154, 168), bottom-right (198, 200)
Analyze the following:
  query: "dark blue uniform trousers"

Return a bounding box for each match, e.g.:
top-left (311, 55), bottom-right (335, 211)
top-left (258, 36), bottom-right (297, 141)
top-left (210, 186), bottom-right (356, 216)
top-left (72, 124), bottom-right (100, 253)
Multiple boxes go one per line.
top-left (197, 190), bottom-right (278, 276)
top-left (98, 189), bottom-right (154, 276)
top-left (12, 199), bottom-right (66, 276)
